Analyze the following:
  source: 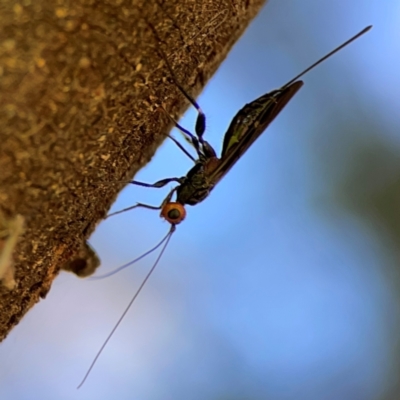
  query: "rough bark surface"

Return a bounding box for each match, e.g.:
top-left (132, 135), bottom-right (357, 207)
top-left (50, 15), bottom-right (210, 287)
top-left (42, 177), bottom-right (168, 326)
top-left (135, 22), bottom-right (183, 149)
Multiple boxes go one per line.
top-left (0, 0), bottom-right (266, 340)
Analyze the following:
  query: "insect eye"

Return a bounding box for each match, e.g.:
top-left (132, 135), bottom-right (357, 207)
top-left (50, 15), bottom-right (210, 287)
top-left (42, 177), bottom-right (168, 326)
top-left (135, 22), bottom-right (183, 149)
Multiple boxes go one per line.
top-left (160, 202), bottom-right (186, 225)
top-left (168, 209), bottom-right (181, 220)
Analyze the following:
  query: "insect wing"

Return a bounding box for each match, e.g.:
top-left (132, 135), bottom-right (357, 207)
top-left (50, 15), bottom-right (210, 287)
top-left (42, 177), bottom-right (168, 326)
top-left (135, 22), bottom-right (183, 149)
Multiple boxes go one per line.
top-left (210, 80), bottom-right (304, 184)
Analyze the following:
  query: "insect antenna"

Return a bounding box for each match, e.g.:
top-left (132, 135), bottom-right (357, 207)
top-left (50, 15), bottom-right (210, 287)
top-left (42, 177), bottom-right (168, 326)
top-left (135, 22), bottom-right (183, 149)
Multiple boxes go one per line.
top-left (89, 228), bottom-right (174, 280)
top-left (77, 224), bottom-right (176, 389)
top-left (283, 25), bottom-right (372, 89)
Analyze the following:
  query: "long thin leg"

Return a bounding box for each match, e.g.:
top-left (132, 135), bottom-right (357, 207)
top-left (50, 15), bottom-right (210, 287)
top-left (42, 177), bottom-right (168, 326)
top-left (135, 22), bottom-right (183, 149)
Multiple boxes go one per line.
top-left (96, 177), bottom-right (183, 189)
top-left (129, 177), bottom-right (184, 188)
top-left (173, 122), bottom-right (199, 148)
top-left (107, 202), bottom-right (161, 218)
top-left (167, 135), bottom-right (196, 162)
top-left (167, 116), bottom-right (217, 159)
top-left (107, 187), bottom-right (178, 218)
top-left (159, 105), bottom-right (201, 156)
top-left (162, 61), bottom-right (206, 141)
top-left (145, 19), bottom-right (207, 144)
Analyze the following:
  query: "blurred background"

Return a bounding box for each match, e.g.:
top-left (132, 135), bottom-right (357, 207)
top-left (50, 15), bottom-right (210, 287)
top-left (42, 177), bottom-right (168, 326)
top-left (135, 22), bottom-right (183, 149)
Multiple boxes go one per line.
top-left (1, 1), bottom-right (400, 399)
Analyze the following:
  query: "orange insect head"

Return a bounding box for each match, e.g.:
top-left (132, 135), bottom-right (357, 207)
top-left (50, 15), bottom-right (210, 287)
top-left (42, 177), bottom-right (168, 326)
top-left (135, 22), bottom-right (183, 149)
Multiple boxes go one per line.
top-left (160, 202), bottom-right (186, 225)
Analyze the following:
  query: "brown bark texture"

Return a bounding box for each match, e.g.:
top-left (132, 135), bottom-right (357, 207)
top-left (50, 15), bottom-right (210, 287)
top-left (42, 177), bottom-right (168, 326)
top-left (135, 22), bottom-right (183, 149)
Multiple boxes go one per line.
top-left (0, 0), bottom-right (266, 340)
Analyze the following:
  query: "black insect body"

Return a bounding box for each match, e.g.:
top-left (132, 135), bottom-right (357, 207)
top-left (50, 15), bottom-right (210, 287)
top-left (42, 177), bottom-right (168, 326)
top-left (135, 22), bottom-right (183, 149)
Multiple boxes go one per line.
top-left (78, 26), bottom-right (372, 388)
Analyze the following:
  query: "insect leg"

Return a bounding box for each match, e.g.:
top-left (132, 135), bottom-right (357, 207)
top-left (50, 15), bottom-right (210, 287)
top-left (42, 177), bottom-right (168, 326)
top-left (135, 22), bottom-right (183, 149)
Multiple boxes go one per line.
top-left (164, 66), bottom-right (207, 142)
top-left (161, 107), bottom-right (201, 156)
top-left (167, 135), bottom-right (196, 162)
top-left (107, 202), bottom-right (161, 218)
top-left (146, 21), bottom-right (216, 158)
top-left (107, 186), bottom-right (178, 218)
top-left (165, 108), bottom-right (217, 159)
top-left (129, 177), bottom-right (184, 189)
top-left (154, 46), bottom-right (207, 143)
top-left (160, 82), bottom-right (218, 159)
top-left (159, 59), bottom-right (219, 158)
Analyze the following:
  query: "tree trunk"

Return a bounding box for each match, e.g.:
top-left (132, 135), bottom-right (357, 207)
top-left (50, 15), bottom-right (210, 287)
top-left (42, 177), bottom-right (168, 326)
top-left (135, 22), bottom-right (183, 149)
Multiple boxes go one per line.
top-left (0, 0), bottom-right (266, 340)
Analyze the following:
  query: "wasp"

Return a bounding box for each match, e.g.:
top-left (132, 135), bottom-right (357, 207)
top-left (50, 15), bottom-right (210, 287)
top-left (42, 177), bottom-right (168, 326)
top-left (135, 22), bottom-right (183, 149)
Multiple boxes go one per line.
top-left (78, 25), bottom-right (372, 388)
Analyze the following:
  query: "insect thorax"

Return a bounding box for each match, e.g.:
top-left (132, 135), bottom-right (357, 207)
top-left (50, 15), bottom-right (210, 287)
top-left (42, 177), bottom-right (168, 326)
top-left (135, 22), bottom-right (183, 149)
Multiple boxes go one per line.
top-left (176, 161), bottom-right (216, 206)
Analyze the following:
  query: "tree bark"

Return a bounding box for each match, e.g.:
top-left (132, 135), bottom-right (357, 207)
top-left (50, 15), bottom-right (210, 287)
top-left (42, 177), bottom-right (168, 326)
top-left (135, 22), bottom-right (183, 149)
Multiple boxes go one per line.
top-left (0, 0), bottom-right (266, 340)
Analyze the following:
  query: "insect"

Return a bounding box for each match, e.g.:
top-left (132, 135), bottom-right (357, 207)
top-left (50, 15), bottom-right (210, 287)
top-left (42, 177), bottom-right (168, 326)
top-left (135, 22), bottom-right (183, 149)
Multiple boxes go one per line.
top-left (78, 25), bottom-right (372, 388)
